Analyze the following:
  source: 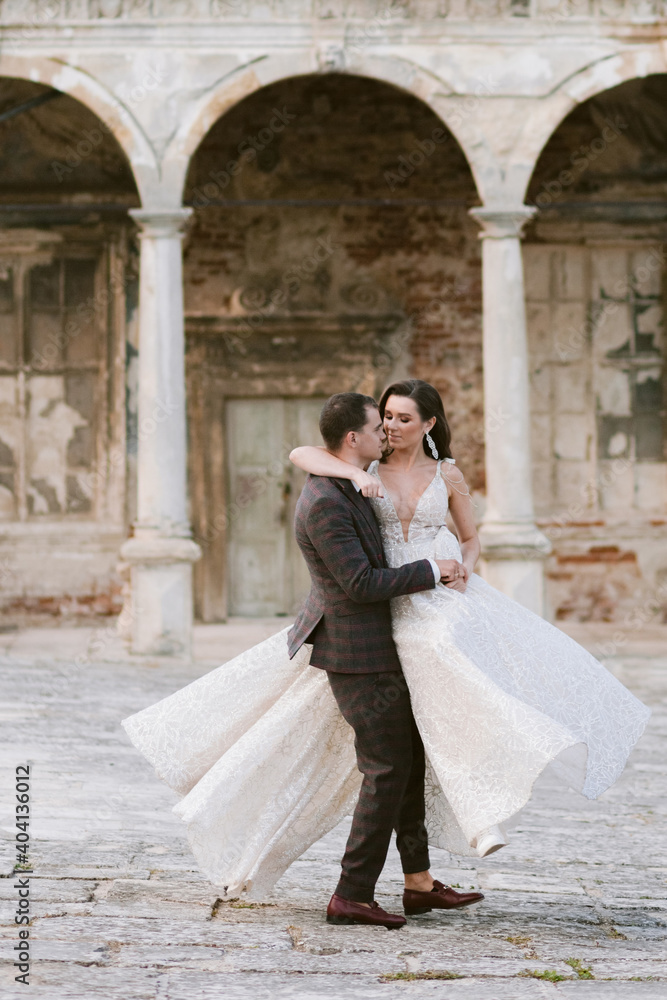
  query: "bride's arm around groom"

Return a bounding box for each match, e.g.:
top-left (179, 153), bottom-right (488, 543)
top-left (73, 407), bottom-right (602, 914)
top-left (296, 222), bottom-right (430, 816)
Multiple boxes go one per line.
top-left (287, 394), bottom-right (449, 671)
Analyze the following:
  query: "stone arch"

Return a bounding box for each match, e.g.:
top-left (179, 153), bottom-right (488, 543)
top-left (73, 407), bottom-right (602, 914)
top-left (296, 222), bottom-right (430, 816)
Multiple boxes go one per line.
top-left (178, 67), bottom-right (487, 619)
top-left (0, 54), bottom-right (157, 204)
top-left (164, 50), bottom-right (492, 206)
top-left (514, 46), bottom-right (667, 204)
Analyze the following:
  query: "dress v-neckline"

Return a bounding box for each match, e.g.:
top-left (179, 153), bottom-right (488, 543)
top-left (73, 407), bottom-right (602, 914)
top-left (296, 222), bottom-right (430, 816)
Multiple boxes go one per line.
top-left (374, 461), bottom-right (441, 544)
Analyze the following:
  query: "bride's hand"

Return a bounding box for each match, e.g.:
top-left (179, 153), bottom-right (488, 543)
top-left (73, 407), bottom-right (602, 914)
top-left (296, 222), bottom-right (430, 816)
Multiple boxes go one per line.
top-left (353, 469), bottom-right (384, 498)
top-left (436, 559), bottom-right (467, 591)
top-left (447, 562), bottom-right (473, 591)
top-left (445, 574), bottom-right (467, 593)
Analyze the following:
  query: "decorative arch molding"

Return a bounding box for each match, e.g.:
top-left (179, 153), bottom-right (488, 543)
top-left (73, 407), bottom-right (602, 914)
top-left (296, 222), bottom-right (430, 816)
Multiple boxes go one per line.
top-left (514, 45), bottom-right (667, 204)
top-left (0, 54), bottom-right (157, 203)
top-left (164, 50), bottom-right (493, 206)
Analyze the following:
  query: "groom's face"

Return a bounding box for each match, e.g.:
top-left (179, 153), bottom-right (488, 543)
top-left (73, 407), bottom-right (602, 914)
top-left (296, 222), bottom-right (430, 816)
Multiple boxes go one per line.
top-left (354, 406), bottom-right (387, 464)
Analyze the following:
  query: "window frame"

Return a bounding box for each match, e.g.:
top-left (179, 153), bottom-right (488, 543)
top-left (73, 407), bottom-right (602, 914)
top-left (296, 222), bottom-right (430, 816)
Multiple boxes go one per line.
top-left (0, 240), bottom-right (110, 522)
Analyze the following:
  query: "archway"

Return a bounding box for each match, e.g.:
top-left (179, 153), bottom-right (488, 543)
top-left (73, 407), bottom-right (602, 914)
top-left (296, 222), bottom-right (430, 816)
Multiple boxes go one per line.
top-left (181, 72), bottom-right (482, 620)
top-left (0, 77), bottom-right (140, 620)
top-left (523, 75), bottom-right (667, 622)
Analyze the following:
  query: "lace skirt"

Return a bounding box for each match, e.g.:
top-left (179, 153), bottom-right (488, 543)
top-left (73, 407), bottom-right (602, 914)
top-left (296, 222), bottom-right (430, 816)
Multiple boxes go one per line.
top-left (122, 576), bottom-right (650, 896)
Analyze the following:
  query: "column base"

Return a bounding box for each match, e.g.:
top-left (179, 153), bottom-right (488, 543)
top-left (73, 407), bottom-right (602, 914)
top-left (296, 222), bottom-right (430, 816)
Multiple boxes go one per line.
top-left (119, 535), bottom-right (202, 656)
top-left (478, 522), bottom-right (552, 618)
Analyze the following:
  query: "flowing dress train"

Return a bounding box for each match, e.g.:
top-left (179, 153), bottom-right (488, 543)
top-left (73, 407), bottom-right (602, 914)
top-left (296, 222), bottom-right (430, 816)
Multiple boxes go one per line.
top-left (121, 460), bottom-right (650, 896)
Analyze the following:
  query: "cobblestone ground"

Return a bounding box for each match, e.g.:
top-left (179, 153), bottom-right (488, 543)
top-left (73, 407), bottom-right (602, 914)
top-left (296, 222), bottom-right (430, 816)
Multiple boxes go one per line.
top-left (0, 621), bottom-right (665, 1000)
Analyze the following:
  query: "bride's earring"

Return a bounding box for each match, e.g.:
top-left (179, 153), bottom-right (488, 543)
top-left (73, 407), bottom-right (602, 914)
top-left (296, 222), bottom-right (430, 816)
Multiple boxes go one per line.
top-left (425, 431), bottom-right (438, 459)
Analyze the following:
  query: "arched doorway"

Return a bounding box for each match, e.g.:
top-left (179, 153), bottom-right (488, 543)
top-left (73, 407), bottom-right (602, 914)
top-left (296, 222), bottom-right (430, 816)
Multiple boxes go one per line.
top-left (0, 77), bottom-right (140, 620)
top-left (182, 73), bottom-right (481, 620)
top-left (525, 75), bottom-right (667, 622)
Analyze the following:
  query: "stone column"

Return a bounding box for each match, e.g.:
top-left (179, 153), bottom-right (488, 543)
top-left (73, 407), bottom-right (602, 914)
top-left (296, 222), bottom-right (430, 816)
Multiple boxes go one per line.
top-left (120, 208), bottom-right (201, 655)
top-left (469, 206), bottom-right (551, 616)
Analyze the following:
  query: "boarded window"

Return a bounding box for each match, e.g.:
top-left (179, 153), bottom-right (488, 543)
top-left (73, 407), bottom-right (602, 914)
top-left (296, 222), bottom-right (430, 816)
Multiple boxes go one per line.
top-left (0, 252), bottom-right (105, 521)
top-left (592, 249), bottom-right (665, 464)
top-left (526, 243), bottom-right (666, 517)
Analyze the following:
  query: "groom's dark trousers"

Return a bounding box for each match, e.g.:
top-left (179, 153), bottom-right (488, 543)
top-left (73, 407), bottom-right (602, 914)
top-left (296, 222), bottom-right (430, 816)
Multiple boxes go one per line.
top-left (288, 474), bottom-right (437, 904)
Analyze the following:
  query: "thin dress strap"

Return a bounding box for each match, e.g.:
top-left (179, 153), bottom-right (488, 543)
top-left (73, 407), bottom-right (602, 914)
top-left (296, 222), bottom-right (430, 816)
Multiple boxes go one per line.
top-left (440, 456), bottom-right (472, 499)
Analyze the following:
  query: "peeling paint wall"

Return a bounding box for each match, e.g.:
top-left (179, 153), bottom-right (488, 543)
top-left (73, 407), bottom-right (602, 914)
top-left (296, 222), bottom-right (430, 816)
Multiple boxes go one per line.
top-left (0, 78), bottom-right (138, 619)
top-left (526, 75), bottom-right (667, 623)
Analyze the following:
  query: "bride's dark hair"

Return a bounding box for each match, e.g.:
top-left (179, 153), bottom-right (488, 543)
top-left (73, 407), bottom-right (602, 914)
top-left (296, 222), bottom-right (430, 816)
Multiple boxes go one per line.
top-left (378, 379), bottom-right (453, 461)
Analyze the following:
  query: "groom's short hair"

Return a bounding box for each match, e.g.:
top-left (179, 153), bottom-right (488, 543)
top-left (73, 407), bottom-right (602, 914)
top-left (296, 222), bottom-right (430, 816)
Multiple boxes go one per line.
top-left (320, 393), bottom-right (378, 451)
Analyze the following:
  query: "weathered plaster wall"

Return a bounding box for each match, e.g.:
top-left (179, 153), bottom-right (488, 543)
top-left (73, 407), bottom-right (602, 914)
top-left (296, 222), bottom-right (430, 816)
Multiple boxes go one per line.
top-left (0, 4), bottom-right (666, 622)
top-left (181, 75), bottom-right (484, 613)
top-left (0, 79), bottom-right (138, 619)
top-left (525, 75), bottom-right (667, 623)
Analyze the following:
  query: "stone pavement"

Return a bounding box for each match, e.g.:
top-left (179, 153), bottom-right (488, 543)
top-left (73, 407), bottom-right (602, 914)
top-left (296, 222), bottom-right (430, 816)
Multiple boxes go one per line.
top-left (0, 619), bottom-right (666, 1000)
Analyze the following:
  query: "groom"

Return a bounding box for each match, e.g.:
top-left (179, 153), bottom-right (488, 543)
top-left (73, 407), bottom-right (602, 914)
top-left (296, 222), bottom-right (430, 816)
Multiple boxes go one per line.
top-left (288, 392), bottom-right (483, 929)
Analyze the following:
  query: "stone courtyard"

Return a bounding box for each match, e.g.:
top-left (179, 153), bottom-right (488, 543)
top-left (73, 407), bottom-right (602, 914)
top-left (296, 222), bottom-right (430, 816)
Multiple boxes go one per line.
top-left (0, 619), bottom-right (665, 1000)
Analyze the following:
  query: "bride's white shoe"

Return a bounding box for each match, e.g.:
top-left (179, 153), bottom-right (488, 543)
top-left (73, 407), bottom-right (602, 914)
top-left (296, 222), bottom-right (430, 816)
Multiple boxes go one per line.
top-left (472, 824), bottom-right (509, 858)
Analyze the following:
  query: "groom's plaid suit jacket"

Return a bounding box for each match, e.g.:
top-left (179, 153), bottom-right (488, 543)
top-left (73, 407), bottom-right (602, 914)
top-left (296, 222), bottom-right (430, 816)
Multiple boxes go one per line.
top-left (288, 475), bottom-right (435, 673)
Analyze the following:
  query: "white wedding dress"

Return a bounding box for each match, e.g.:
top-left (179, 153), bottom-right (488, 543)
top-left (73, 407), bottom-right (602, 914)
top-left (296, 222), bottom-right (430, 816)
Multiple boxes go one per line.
top-left (121, 459), bottom-right (650, 898)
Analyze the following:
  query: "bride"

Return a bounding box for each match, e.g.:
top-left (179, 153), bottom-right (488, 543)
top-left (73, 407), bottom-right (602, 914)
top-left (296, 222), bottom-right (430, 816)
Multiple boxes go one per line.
top-left (122, 379), bottom-right (650, 900)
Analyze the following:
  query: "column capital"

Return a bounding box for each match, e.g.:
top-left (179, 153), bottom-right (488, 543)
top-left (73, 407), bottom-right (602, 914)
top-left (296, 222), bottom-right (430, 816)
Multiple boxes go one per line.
top-left (129, 207), bottom-right (193, 239)
top-left (469, 205), bottom-right (536, 240)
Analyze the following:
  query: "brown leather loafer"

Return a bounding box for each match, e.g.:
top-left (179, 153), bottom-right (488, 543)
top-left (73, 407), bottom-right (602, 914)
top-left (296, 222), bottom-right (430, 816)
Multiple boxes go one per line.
top-left (403, 879), bottom-right (484, 915)
top-left (326, 893), bottom-right (406, 929)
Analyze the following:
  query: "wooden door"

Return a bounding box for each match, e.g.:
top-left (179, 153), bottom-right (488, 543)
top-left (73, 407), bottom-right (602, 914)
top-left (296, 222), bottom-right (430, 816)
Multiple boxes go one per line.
top-left (226, 398), bottom-right (324, 616)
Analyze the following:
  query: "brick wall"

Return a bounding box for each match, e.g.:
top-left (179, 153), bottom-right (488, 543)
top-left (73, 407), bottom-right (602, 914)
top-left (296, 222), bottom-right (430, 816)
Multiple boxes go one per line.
top-left (183, 73), bottom-right (485, 489)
